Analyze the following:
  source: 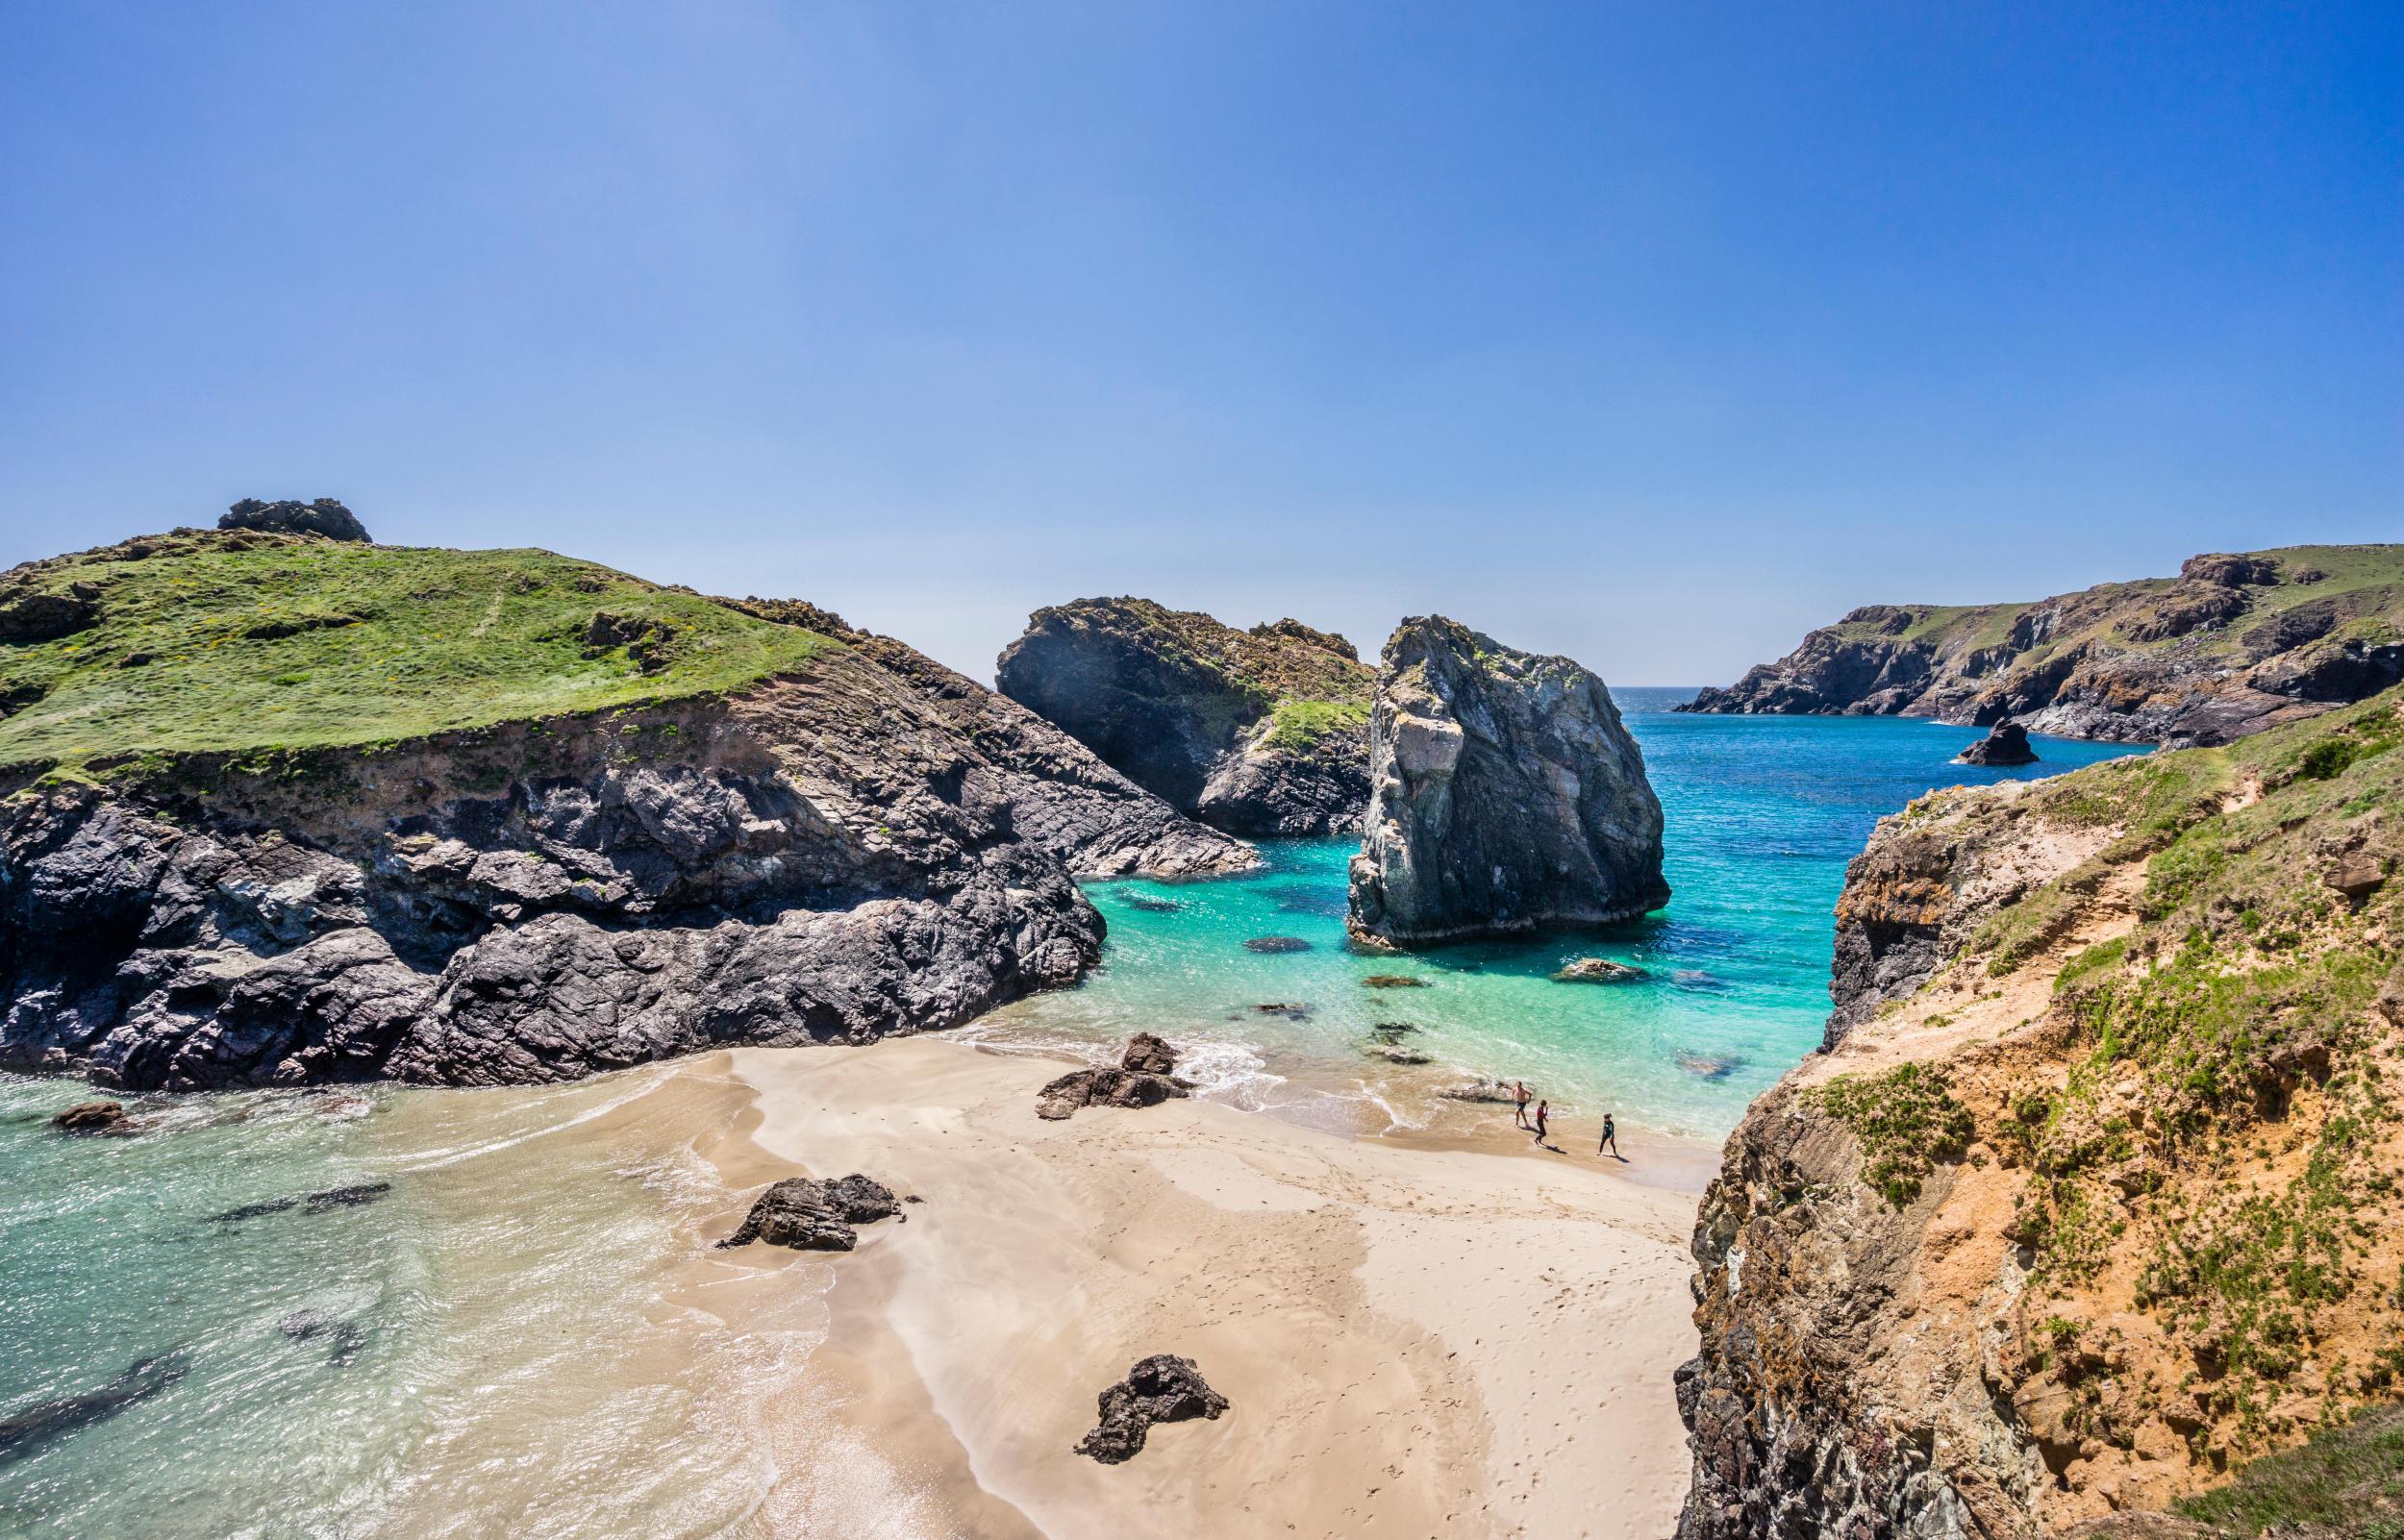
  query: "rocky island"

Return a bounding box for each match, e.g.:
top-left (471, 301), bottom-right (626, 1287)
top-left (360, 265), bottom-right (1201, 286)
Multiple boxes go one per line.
top-left (1675, 684), bottom-right (2404, 1535)
top-left (1345, 616), bottom-right (1667, 946)
top-left (0, 512), bottom-right (1250, 1091)
top-left (995, 597), bottom-right (1373, 836)
top-left (1682, 544), bottom-right (2404, 747)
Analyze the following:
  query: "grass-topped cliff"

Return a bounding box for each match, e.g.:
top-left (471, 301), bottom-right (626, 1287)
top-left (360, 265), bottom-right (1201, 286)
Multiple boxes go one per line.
top-left (0, 529), bottom-right (834, 775)
top-left (1683, 544), bottom-right (2404, 748)
top-left (995, 596), bottom-right (1374, 836)
top-left (1679, 685), bottom-right (2404, 1537)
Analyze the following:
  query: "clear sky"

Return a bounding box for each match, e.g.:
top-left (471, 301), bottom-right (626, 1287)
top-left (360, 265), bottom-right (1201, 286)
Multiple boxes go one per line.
top-left (4, 3), bottom-right (2397, 685)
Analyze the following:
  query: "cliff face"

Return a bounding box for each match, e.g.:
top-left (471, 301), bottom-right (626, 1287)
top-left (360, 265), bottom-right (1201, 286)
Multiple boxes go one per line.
top-left (1677, 690), bottom-right (2404, 1537)
top-left (1683, 546), bottom-right (2404, 748)
top-left (1345, 616), bottom-right (1667, 946)
top-left (994, 597), bottom-right (1373, 837)
top-left (0, 533), bottom-right (1249, 1091)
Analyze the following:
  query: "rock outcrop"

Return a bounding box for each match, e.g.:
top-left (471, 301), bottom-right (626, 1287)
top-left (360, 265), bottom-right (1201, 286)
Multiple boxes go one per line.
top-left (1959, 720), bottom-right (2038, 765)
top-left (218, 498), bottom-right (370, 542)
top-left (1036, 1033), bottom-right (1193, 1119)
top-left (716, 1174), bottom-right (901, 1252)
top-left (0, 533), bottom-right (1251, 1092)
top-left (996, 598), bottom-right (1374, 836)
top-left (1676, 689), bottom-right (2404, 1536)
top-left (1072, 1354), bottom-right (1229, 1463)
top-left (49, 1100), bottom-right (127, 1133)
top-left (1682, 545), bottom-right (2404, 748)
top-left (1345, 617), bottom-right (1668, 947)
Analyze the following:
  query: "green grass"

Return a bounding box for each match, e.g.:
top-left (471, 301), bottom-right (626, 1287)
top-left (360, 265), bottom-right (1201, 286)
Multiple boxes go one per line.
top-left (0, 533), bottom-right (836, 772)
top-left (2177, 1403), bottom-right (2404, 1536)
top-left (1256, 697), bottom-right (1369, 753)
top-left (1811, 1061), bottom-right (1975, 1207)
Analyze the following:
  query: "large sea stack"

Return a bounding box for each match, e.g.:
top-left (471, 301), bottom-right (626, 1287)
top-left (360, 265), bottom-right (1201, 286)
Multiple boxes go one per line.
top-left (995, 598), bottom-right (1372, 836)
top-left (1344, 617), bottom-right (1667, 947)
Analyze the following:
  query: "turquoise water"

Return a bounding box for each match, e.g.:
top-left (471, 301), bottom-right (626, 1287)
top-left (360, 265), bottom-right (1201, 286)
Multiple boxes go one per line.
top-left (974, 694), bottom-right (2139, 1140)
top-left (0, 699), bottom-right (2139, 1532)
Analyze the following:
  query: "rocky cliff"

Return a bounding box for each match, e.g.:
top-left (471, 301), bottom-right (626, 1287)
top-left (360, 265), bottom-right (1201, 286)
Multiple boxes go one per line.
top-left (1344, 616), bottom-right (1667, 946)
top-left (1682, 545), bottom-right (2404, 748)
top-left (1676, 688), bottom-right (2404, 1536)
top-left (994, 597), bottom-right (1373, 836)
top-left (0, 530), bottom-right (1249, 1091)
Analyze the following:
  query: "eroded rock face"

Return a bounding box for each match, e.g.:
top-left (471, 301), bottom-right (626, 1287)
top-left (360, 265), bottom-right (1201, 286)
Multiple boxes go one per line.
top-left (218, 498), bottom-right (370, 543)
top-left (0, 632), bottom-right (1251, 1091)
top-left (1072, 1354), bottom-right (1228, 1463)
top-left (1345, 617), bottom-right (1667, 947)
top-left (996, 598), bottom-right (1372, 837)
top-left (1682, 545), bottom-right (2404, 748)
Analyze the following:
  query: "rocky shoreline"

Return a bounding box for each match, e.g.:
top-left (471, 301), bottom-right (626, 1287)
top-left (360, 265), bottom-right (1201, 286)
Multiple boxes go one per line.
top-left (1682, 544), bottom-right (2404, 748)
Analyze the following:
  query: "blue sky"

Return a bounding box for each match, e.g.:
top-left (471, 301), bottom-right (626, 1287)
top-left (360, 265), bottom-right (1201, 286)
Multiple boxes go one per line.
top-left (3, 2), bottom-right (2396, 683)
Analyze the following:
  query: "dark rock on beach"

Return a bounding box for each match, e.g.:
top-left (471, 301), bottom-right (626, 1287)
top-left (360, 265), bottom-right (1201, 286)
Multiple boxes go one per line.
top-left (997, 597), bottom-right (1373, 837)
top-left (1072, 1354), bottom-right (1229, 1464)
top-left (717, 1174), bottom-right (901, 1252)
top-left (1120, 1031), bottom-right (1180, 1076)
top-left (1038, 1033), bottom-right (1194, 1119)
top-left (1347, 616), bottom-right (1668, 948)
top-left (1957, 720), bottom-right (2037, 765)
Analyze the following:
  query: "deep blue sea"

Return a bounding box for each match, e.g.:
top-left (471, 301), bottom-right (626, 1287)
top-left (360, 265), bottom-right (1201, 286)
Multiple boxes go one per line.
top-left (0, 695), bottom-right (2139, 1534)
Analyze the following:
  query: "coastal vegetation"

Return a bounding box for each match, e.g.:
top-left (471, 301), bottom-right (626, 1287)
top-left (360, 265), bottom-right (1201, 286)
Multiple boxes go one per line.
top-left (0, 530), bottom-right (834, 776)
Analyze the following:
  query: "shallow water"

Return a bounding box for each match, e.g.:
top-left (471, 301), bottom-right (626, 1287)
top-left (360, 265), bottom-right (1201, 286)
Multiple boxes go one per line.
top-left (0, 697), bottom-right (2136, 1533)
top-left (971, 694), bottom-right (2137, 1140)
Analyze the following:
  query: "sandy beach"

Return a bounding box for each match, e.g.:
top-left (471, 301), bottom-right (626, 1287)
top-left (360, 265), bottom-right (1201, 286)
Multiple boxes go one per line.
top-left (682, 1036), bottom-right (1705, 1540)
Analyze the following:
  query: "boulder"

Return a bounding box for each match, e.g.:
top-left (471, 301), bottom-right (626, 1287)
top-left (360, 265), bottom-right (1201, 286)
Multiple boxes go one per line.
top-left (218, 498), bottom-right (371, 542)
top-left (1121, 1031), bottom-right (1180, 1075)
top-left (1036, 1066), bottom-right (1190, 1121)
top-left (1346, 617), bottom-right (1668, 946)
top-left (0, 584), bottom-right (99, 645)
top-left (716, 1174), bottom-right (901, 1252)
top-left (1957, 720), bottom-right (2038, 766)
top-left (1072, 1354), bottom-right (1229, 1463)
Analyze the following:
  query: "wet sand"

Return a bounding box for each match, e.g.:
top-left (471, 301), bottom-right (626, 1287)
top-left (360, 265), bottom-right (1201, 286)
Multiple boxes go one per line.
top-left (695, 1036), bottom-right (1704, 1540)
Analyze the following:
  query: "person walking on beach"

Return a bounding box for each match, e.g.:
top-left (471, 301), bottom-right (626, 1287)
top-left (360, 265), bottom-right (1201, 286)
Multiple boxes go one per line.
top-left (1514, 1080), bottom-right (1532, 1129)
top-left (1530, 1100), bottom-right (1549, 1145)
top-left (1598, 1113), bottom-right (1619, 1159)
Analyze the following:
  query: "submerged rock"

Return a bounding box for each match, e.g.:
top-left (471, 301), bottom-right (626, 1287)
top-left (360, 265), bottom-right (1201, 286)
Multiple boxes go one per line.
top-left (1359, 974), bottom-right (1429, 989)
top-left (211, 1180), bottom-right (392, 1224)
top-left (1072, 1354), bottom-right (1229, 1463)
top-left (1251, 1002), bottom-right (1311, 1021)
top-left (281, 1310), bottom-right (368, 1365)
top-left (1957, 720), bottom-right (2037, 766)
top-left (1346, 617), bottom-right (1668, 948)
top-left (716, 1174), bottom-right (901, 1252)
top-left (1553, 957), bottom-right (1647, 984)
top-left (1121, 894), bottom-right (1184, 913)
top-left (1366, 1044), bottom-right (1432, 1065)
top-left (1243, 935), bottom-right (1312, 954)
top-left (50, 1100), bottom-right (128, 1134)
top-left (0, 1354), bottom-right (188, 1459)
